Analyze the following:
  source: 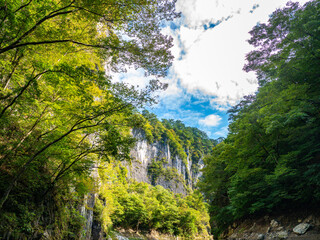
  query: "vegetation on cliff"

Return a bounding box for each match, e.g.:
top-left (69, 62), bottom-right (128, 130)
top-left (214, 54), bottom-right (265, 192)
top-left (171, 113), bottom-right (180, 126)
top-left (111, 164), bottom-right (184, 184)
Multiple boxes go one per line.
top-left (96, 161), bottom-right (211, 238)
top-left (199, 0), bottom-right (320, 236)
top-left (141, 110), bottom-right (216, 175)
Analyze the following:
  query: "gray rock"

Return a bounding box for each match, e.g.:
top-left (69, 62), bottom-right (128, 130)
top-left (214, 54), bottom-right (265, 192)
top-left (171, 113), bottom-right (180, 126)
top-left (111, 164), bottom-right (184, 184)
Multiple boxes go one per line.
top-left (293, 223), bottom-right (311, 235)
top-left (115, 233), bottom-right (130, 240)
top-left (276, 230), bottom-right (288, 239)
top-left (127, 128), bottom-right (199, 194)
top-left (270, 220), bottom-right (279, 228)
top-left (230, 233), bottom-right (238, 239)
top-left (257, 233), bottom-right (265, 240)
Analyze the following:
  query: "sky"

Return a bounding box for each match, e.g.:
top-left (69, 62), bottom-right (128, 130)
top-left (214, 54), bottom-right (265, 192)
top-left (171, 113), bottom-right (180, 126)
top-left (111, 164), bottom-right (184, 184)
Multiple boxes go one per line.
top-left (113, 0), bottom-right (310, 139)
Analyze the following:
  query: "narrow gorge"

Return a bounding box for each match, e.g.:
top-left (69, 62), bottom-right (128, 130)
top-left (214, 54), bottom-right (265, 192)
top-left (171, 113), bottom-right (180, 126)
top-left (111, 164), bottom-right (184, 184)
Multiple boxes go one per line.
top-left (1, 1), bottom-right (319, 239)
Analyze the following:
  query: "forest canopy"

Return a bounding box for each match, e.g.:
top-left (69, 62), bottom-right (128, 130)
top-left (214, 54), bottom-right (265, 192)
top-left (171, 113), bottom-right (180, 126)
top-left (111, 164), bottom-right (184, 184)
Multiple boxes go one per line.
top-left (199, 0), bottom-right (320, 236)
top-left (0, 0), bottom-right (181, 238)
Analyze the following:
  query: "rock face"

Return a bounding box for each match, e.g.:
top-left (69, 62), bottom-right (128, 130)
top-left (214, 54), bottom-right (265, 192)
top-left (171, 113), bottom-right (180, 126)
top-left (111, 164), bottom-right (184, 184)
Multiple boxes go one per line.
top-left (126, 129), bottom-right (203, 194)
top-left (80, 193), bottom-right (96, 239)
top-left (80, 164), bottom-right (104, 240)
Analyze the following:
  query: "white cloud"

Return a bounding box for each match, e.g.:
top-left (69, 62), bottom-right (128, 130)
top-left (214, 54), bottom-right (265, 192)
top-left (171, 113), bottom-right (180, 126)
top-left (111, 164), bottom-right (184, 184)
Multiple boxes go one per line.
top-left (176, 0), bottom-right (310, 28)
top-left (199, 114), bottom-right (222, 127)
top-left (176, 0), bottom-right (254, 28)
top-left (210, 100), bottom-right (231, 112)
top-left (109, 0), bottom-right (310, 138)
top-left (171, 12), bottom-right (258, 106)
top-left (168, 0), bottom-right (310, 107)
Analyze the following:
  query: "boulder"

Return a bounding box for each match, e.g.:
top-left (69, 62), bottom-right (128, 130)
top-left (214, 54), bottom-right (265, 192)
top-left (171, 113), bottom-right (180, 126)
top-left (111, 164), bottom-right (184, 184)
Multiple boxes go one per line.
top-left (276, 230), bottom-right (288, 239)
top-left (293, 223), bottom-right (311, 235)
top-left (270, 220), bottom-right (279, 228)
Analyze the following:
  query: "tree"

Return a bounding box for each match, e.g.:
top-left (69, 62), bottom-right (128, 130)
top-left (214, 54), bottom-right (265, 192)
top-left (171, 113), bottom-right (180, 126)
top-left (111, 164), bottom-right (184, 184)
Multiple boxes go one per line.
top-left (0, 0), bottom-right (180, 236)
top-left (200, 0), bottom-right (320, 236)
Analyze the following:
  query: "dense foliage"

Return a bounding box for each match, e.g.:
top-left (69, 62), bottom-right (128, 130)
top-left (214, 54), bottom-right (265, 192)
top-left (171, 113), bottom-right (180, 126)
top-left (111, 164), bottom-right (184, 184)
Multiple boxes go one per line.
top-left (0, 0), bottom-right (180, 238)
top-left (199, 0), bottom-right (320, 236)
top-left (96, 161), bottom-right (211, 238)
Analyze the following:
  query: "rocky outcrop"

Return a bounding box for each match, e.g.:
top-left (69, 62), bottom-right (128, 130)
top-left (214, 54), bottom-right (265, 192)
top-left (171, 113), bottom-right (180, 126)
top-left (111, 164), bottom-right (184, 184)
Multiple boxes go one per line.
top-left (80, 163), bottom-right (104, 240)
top-left (80, 193), bottom-right (96, 239)
top-left (226, 209), bottom-right (320, 240)
top-left (126, 129), bottom-right (203, 194)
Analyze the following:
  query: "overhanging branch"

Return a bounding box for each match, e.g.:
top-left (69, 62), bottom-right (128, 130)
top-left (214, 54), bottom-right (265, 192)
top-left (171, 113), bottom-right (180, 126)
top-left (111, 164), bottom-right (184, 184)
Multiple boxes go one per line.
top-left (0, 39), bottom-right (124, 54)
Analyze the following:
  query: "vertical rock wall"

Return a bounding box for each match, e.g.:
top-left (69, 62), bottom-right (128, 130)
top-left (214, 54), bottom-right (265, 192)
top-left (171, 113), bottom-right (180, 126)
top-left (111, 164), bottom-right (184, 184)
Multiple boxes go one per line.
top-left (126, 129), bottom-right (203, 194)
top-left (80, 193), bottom-right (96, 239)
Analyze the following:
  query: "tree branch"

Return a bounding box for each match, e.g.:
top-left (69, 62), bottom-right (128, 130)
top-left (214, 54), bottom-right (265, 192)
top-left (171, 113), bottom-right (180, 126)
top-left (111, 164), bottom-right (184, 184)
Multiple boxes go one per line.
top-left (0, 39), bottom-right (125, 54)
top-left (0, 102), bottom-right (129, 209)
top-left (0, 70), bottom-right (49, 118)
top-left (0, 1), bottom-right (76, 54)
top-left (14, 0), bottom-right (33, 13)
top-left (42, 151), bottom-right (90, 198)
top-left (3, 50), bottom-right (23, 90)
top-left (0, 105), bottom-right (48, 166)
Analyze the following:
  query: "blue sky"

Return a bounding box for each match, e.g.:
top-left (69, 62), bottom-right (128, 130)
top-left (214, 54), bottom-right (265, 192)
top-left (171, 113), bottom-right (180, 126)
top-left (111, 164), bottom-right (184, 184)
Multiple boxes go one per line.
top-left (112, 0), bottom-right (310, 139)
top-left (149, 87), bottom-right (230, 139)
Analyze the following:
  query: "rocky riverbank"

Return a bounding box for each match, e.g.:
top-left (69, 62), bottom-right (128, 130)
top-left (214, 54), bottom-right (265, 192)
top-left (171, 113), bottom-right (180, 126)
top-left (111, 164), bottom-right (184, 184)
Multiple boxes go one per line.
top-left (224, 209), bottom-right (320, 240)
top-left (110, 229), bottom-right (212, 240)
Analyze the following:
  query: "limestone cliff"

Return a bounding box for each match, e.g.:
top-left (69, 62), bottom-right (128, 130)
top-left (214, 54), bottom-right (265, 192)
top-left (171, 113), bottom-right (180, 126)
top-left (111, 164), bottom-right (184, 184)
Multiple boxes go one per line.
top-left (125, 129), bottom-right (204, 194)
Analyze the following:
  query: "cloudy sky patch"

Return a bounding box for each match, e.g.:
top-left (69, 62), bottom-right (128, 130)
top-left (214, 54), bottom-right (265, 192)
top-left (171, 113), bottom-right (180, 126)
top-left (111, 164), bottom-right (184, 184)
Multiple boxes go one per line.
top-left (199, 114), bottom-right (222, 127)
top-left (112, 0), bottom-right (310, 139)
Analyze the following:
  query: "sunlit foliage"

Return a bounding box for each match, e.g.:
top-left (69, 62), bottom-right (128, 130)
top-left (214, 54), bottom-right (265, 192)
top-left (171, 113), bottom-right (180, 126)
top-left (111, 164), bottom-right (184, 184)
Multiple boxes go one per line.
top-left (0, 0), bottom-right (179, 237)
top-left (96, 161), bottom-right (211, 238)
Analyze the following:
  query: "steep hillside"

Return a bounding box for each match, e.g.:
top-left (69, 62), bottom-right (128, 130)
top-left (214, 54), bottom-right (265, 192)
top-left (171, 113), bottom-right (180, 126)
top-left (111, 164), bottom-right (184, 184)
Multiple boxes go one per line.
top-left (127, 111), bottom-right (216, 194)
